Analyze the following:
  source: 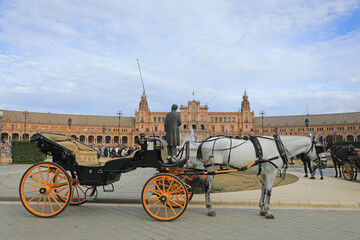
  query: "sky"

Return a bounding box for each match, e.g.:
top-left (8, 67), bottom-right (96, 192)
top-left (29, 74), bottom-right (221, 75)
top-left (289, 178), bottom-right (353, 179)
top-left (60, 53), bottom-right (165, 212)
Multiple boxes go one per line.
top-left (0, 0), bottom-right (360, 118)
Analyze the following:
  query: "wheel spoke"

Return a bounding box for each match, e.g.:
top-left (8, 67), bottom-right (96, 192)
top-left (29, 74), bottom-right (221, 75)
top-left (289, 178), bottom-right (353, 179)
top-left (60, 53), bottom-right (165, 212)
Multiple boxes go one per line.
top-left (37, 166), bottom-right (46, 184)
top-left (49, 192), bottom-right (63, 208)
top-left (26, 193), bottom-right (41, 204)
top-left (148, 200), bottom-right (161, 209)
top-left (51, 190), bottom-right (69, 200)
top-left (29, 172), bottom-right (44, 186)
top-left (24, 181), bottom-right (42, 189)
top-left (34, 194), bottom-right (44, 211)
top-left (47, 195), bottom-right (54, 214)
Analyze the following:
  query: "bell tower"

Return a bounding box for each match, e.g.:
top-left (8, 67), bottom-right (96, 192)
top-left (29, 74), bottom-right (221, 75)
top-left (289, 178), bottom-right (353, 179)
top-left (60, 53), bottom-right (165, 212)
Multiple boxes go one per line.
top-left (135, 90), bottom-right (151, 133)
top-left (239, 90), bottom-right (254, 136)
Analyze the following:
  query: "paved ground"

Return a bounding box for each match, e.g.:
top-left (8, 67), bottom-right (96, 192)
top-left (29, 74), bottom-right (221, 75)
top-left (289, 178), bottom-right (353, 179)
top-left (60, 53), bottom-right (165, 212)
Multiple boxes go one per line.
top-left (1, 164), bottom-right (360, 239)
top-left (0, 203), bottom-right (359, 240)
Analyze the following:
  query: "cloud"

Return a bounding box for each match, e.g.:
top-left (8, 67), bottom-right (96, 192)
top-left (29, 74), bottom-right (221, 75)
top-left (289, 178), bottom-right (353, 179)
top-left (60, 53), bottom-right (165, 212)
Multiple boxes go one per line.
top-left (0, 0), bottom-right (360, 117)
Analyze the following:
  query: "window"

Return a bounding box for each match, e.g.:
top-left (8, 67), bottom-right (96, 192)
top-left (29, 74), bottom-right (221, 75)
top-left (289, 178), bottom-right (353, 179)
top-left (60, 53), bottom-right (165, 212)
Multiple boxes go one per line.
top-left (211, 117), bottom-right (213, 122)
top-left (215, 117), bottom-right (218, 122)
top-left (219, 117), bottom-right (222, 122)
top-left (224, 117), bottom-right (226, 122)
top-left (154, 117), bottom-right (157, 122)
top-left (230, 125), bottom-right (234, 132)
top-left (211, 125), bottom-right (215, 132)
top-left (232, 117), bottom-right (235, 122)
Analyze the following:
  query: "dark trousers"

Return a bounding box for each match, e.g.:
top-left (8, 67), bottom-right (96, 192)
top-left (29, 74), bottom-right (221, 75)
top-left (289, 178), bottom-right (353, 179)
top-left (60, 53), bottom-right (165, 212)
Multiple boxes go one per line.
top-left (302, 159), bottom-right (312, 175)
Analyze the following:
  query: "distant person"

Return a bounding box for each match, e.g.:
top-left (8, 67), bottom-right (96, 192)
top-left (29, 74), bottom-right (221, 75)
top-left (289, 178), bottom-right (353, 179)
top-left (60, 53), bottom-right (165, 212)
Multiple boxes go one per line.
top-left (310, 158), bottom-right (324, 180)
top-left (164, 104), bottom-right (181, 157)
top-left (300, 153), bottom-right (312, 178)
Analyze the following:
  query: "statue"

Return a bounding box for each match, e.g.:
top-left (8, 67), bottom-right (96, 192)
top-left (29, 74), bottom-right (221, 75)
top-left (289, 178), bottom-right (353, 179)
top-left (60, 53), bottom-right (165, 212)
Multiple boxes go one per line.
top-left (164, 104), bottom-right (181, 157)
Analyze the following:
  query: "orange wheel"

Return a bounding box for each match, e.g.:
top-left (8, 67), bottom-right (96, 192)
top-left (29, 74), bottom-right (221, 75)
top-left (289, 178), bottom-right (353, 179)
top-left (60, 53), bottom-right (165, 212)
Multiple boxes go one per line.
top-left (54, 173), bottom-right (96, 205)
top-left (342, 162), bottom-right (354, 181)
top-left (19, 162), bottom-right (72, 217)
top-left (142, 173), bottom-right (188, 221)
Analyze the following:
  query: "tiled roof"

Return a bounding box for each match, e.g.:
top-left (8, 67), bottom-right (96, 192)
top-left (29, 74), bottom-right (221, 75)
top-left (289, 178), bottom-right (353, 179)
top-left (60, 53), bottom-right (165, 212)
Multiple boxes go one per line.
top-left (1, 110), bottom-right (135, 127)
top-left (254, 112), bottom-right (360, 127)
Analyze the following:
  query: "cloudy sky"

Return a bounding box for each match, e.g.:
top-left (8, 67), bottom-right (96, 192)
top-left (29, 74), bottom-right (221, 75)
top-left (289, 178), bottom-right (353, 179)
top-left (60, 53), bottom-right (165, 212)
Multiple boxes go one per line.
top-left (1, 0), bottom-right (360, 118)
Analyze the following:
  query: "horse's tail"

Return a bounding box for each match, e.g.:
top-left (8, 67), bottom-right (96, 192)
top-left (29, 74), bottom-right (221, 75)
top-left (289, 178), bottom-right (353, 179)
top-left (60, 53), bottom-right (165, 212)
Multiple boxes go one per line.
top-left (196, 142), bottom-right (203, 160)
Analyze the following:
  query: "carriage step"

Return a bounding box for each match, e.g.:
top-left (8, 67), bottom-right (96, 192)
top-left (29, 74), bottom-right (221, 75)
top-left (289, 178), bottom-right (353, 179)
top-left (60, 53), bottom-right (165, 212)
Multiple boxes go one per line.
top-left (102, 183), bottom-right (115, 192)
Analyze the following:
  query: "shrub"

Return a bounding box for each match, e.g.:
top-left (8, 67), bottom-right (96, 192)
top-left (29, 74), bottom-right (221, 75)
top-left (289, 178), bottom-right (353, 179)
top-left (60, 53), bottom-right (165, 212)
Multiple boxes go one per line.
top-left (12, 141), bottom-right (45, 164)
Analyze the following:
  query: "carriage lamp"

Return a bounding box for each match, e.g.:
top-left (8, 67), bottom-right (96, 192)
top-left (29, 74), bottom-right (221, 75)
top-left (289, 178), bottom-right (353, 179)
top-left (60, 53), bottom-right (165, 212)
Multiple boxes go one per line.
top-left (305, 118), bottom-right (309, 136)
top-left (68, 118), bottom-right (72, 136)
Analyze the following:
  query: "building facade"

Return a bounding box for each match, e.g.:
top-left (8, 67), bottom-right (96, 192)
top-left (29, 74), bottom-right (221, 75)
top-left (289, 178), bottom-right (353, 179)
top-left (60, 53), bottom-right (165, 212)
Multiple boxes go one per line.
top-left (1, 91), bottom-right (360, 148)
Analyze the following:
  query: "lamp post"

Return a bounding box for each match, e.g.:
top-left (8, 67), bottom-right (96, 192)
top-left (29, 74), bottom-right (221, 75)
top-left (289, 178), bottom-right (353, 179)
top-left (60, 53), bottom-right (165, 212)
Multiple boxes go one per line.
top-left (260, 110), bottom-right (266, 135)
top-left (23, 111), bottom-right (28, 141)
top-left (0, 110), bottom-right (3, 162)
top-left (117, 111), bottom-right (122, 147)
top-left (102, 126), bottom-right (106, 148)
top-left (68, 118), bottom-right (72, 137)
top-left (305, 118), bottom-right (309, 136)
top-left (11, 125), bottom-right (14, 142)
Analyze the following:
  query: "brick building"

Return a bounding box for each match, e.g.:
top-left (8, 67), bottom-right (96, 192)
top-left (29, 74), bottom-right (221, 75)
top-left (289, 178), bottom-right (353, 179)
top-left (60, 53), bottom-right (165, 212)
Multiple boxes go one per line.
top-left (1, 91), bottom-right (359, 147)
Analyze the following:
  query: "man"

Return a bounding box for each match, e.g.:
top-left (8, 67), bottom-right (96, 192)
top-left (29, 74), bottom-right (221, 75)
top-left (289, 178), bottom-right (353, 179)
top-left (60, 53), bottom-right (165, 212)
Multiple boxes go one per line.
top-left (164, 104), bottom-right (181, 157)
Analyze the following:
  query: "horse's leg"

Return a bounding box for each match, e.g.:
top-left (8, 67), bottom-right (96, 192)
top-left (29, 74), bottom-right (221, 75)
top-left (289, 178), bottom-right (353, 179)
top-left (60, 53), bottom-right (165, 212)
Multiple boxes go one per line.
top-left (204, 175), bottom-right (216, 216)
top-left (262, 169), bottom-right (277, 219)
top-left (338, 160), bottom-right (342, 178)
top-left (332, 159), bottom-right (338, 177)
top-left (259, 174), bottom-right (266, 216)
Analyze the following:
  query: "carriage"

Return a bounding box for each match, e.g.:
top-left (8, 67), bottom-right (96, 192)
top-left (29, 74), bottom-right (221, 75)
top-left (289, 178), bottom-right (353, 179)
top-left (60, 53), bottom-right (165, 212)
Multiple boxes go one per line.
top-left (19, 132), bottom-right (200, 221)
top-left (341, 148), bottom-right (360, 181)
top-left (19, 132), bottom-right (323, 220)
top-left (331, 145), bottom-right (360, 181)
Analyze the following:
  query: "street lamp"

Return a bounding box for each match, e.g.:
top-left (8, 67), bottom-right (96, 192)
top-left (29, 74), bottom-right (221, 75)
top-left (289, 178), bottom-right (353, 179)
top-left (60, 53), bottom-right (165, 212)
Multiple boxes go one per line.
top-left (260, 110), bottom-right (266, 135)
top-left (23, 111), bottom-right (28, 141)
top-left (68, 118), bottom-right (72, 136)
top-left (117, 111), bottom-right (122, 147)
top-left (11, 125), bottom-right (14, 142)
top-left (305, 118), bottom-right (309, 136)
top-left (102, 126), bottom-right (106, 148)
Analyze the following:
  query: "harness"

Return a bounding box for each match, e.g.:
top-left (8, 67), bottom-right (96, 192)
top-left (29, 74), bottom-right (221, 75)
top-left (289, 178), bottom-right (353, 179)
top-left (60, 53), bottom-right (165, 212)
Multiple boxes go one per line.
top-left (202, 135), bottom-right (287, 177)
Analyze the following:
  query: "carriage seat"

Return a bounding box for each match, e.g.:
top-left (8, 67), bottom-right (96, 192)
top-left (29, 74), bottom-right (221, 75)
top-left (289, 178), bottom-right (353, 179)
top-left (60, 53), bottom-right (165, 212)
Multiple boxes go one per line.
top-left (42, 133), bottom-right (98, 164)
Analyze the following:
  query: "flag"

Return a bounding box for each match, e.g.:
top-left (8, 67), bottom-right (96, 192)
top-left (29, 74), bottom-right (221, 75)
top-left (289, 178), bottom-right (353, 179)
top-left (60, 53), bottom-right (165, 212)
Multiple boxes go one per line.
top-left (192, 90), bottom-right (194, 96)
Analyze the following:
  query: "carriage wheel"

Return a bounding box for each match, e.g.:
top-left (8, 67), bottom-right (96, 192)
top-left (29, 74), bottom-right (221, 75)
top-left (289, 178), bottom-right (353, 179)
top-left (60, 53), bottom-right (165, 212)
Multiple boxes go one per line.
top-left (19, 162), bottom-right (72, 217)
top-left (142, 173), bottom-right (188, 221)
top-left (342, 162), bottom-right (354, 181)
top-left (170, 175), bottom-right (195, 208)
top-left (54, 174), bottom-right (96, 205)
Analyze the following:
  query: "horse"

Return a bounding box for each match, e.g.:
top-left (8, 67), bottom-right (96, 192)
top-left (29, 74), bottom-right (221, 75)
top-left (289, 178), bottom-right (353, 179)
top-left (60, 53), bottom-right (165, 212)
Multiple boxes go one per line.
top-left (330, 145), bottom-right (344, 178)
top-left (196, 134), bottom-right (321, 219)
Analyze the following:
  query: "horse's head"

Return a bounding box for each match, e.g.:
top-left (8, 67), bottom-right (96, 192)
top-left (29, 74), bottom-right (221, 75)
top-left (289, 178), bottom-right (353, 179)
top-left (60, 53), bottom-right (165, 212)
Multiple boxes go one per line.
top-left (305, 134), bottom-right (323, 161)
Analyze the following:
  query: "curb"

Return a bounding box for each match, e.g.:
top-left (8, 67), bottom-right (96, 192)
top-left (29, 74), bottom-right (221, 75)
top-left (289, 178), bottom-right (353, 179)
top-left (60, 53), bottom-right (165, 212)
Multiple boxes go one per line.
top-left (189, 200), bottom-right (360, 209)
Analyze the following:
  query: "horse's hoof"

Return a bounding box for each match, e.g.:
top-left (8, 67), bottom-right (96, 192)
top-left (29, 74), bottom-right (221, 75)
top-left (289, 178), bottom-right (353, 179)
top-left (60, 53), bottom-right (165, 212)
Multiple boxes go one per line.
top-left (208, 211), bottom-right (216, 217)
top-left (334, 175), bottom-right (338, 178)
top-left (260, 211), bottom-right (266, 216)
top-left (266, 214), bottom-right (275, 219)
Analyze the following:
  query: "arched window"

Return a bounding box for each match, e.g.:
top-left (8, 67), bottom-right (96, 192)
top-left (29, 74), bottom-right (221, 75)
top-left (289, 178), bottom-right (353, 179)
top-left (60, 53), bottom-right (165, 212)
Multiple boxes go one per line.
top-left (184, 124), bottom-right (187, 129)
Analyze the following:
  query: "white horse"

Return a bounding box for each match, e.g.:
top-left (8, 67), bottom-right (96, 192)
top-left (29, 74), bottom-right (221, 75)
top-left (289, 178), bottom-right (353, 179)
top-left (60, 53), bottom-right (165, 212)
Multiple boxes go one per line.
top-left (196, 135), bottom-right (320, 219)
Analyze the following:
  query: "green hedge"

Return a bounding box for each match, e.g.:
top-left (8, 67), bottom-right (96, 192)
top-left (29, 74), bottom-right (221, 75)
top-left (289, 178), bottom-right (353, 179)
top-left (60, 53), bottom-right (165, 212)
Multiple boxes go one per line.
top-left (12, 141), bottom-right (45, 164)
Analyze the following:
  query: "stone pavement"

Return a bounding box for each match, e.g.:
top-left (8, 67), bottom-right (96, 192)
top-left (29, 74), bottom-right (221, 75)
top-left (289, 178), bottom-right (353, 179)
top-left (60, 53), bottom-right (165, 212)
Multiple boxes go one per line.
top-left (0, 203), bottom-right (359, 240)
top-left (1, 164), bottom-right (359, 208)
top-left (1, 164), bottom-right (360, 239)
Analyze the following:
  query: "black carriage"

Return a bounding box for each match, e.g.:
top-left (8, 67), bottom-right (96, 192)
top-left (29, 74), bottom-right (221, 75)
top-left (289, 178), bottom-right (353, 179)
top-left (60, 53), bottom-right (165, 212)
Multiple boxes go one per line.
top-left (342, 149), bottom-right (360, 181)
top-left (19, 132), bottom-right (195, 221)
